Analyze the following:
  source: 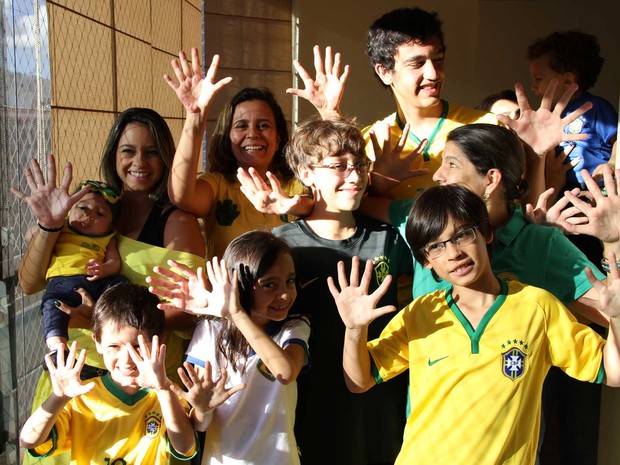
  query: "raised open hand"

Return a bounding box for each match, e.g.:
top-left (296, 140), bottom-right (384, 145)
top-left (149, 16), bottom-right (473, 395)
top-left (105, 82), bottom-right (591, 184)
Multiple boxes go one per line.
top-left (164, 48), bottom-right (232, 114)
top-left (287, 45), bottom-right (349, 119)
top-left (327, 256), bottom-right (396, 329)
top-left (498, 81), bottom-right (592, 156)
top-left (127, 335), bottom-right (170, 391)
top-left (148, 260), bottom-right (212, 314)
top-left (11, 154), bottom-right (89, 230)
top-left (172, 361), bottom-right (245, 414)
top-left (237, 167), bottom-right (302, 215)
top-left (46, 341), bottom-right (95, 399)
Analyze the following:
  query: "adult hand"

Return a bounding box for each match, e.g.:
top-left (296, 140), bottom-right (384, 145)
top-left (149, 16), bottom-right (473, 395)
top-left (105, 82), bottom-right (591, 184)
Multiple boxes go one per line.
top-left (237, 167), bottom-right (302, 215)
top-left (525, 186), bottom-right (583, 231)
top-left (57, 288), bottom-right (95, 329)
top-left (497, 81), bottom-right (592, 156)
top-left (11, 154), bottom-right (89, 230)
top-left (561, 166), bottom-right (620, 245)
top-left (287, 45), bottom-right (349, 119)
top-left (164, 47), bottom-right (233, 114)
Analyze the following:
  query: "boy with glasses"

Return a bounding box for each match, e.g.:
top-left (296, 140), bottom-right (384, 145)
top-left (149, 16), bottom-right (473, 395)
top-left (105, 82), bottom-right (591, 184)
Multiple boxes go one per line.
top-left (272, 117), bottom-right (413, 465)
top-left (329, 184), bottom-right (620, 464)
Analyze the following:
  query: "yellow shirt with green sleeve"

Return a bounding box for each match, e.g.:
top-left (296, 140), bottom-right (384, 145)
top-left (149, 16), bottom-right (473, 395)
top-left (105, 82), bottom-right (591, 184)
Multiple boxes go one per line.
top-left (200, 172), bottom-right (306, 260)
top-left (29, 374), bottom-right (197, 464)
top-left (368, 279), bottom-right (605, 465)
top-left (362, 102), bottom-right (498, 199)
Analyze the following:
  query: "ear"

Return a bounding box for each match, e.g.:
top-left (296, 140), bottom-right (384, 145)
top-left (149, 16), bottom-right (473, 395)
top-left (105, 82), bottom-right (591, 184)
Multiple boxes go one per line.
top-left (374, 63), bottom-right (393, 86)
top-left (93, 334), bottom-right (103, 354)
top-left (484, 168), bottom-right (503, 197)
top-left (299, 165), bottom-right (315, 188)
top-left (562, 72), bottom-right (577, 89)
top-left (423, 259), bottom-right (433, 270)
top-left (484, 229), bottom-right (494, 245)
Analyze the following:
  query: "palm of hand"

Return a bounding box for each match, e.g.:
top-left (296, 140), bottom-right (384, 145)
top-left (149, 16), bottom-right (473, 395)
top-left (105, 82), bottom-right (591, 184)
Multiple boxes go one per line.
top-left (334, 287), bottom-right (377, 328)
top-left (28, 188), bottom-right (73, 225)
top-left (50, 368), bottom-right (89, 398)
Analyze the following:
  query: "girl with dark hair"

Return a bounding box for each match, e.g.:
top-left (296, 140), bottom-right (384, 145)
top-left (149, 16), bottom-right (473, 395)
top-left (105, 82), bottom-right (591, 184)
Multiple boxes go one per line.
top-left (165, 48), bottom-right (312, 260)
top-left (149, 230), bottom-right (310, 465)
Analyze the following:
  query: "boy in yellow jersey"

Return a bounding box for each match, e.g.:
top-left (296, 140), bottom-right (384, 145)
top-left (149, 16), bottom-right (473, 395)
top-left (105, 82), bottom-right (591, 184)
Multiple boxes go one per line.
top-left (328, 184), bottom-right (620, 465)
top-left (20, 282), bottom-right (234, 465)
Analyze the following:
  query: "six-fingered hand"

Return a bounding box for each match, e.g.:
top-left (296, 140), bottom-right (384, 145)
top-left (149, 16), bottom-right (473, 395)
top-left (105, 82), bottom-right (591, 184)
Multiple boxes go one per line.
top-left (11, 154), bottom-right (89, 230)
top-left (237, 167), bottom-right (302, 215)
top-left (172, 361), bottom-right (245, 414)
top-left (46, 341), bottom-right (95, 399)
top-left (287, 45), bottom-right (349, 119)
top-left (127, 334), bottom-right (170, 391)
top-left (148, 260), bottom-right (212, 315)
top-left (164, 47), bottom-right (232, 114)
top-left (560, 166), bottom-right (620, 244)
top-left (327, 256), bottom-right (396, 330)
top-left (368, 121), bottom-right (428, 196)
top-left (497, 81), bottom-right (592, 156)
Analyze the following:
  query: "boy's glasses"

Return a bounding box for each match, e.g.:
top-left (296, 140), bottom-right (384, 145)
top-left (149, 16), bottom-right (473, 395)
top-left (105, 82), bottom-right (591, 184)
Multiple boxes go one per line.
top-left (310, 161), bottom-right (373, 177)
top-left (422, 227), bottom-right (478, 259)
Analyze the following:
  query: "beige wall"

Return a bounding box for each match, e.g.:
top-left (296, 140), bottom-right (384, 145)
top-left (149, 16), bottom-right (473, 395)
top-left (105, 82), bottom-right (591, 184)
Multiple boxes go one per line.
top-left (296, 1), bottom-right (619, 463)
top-left (47, 0), bottom-right (201, 184)
top-left (296, 0), bottom-right (619, 126)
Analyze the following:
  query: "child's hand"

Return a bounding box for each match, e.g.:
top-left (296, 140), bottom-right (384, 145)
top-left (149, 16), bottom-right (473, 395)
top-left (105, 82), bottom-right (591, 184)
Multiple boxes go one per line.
top-left (164, 48), bottom-right (232, 114)
top-left (148, 260), bottom-right (212, 313)
top-left (172, 361), bottom-right (245, 414)
top-left (47, 341), bottom-right (95, 399)
top-left (85, 259), bottom-right (105, 281)
top-left (286, 45), bottom-right (349, 119)
top-left (204, 257), bottom-right (243, 319)
top-left (10, 154), bottom-right (90, 230)
top-left (127, 335), bottom-right (170, 391)
top-left (237, 167), bottom-right (302, 215)
top-left (368, 121), bottom-right (428, 196)
top-left (327, 256), bottom-right (396, 330)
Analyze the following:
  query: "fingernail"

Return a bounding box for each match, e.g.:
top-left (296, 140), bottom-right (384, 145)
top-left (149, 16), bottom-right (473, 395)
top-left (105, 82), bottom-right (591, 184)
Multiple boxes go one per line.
top-left (54, 300), bottom-right (61, 308)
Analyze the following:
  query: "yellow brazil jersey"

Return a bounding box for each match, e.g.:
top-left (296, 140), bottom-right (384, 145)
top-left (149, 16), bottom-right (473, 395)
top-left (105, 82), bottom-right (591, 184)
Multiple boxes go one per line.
top-left (46, 227), bottom-right (114, 280)
top-left (29, 374), bottom-right (196, 465)
top-left (362, 102), bottom-right (498, 199)
top-left (368, 280), bottom-right (605, 465)
top-left (200, 172), bottom-right (306, 260)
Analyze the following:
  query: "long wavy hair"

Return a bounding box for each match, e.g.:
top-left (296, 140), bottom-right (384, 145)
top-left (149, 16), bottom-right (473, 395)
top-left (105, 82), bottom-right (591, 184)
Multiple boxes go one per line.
top-left (99, 108), bottom-right (175, 206)
top-left (214, 230), bottom-right (295, 373)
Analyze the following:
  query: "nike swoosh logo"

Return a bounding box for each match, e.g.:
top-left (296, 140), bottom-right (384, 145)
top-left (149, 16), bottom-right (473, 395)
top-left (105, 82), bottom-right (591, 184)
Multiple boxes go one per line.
top-left (299, 277), bottom-right (319, 289)
top-left (428, 356), bottom-right (449, 366)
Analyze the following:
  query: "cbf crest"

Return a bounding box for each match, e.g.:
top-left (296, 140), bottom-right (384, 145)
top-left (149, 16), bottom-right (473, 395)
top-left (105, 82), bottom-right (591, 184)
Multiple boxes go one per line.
top-left (145, 411), bottom-right (162, 439)
top-left (502, 347), bottom-right (526, 381)
top-left (373, 255), bottom-right (390, 286)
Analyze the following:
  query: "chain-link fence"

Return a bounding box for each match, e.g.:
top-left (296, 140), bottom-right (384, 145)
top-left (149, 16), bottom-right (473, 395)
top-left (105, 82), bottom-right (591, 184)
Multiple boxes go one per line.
top-left (1, 1), bottom-right (51, 463)
top-left (1, 1), bottom-right (294, 462)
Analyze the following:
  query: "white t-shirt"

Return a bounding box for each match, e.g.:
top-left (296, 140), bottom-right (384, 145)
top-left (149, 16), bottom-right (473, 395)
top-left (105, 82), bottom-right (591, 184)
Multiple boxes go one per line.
top-left (186, 316), bottom-right (311, 465)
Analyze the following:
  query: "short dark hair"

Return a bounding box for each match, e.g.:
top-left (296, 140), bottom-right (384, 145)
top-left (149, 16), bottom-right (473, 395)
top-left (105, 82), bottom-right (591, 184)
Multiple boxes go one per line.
top-left (406, 185), bottom-right (492, 266)
top-left (366, 7), bottom-right (444, 84)
top-left (92, 282), bottom-right (164, 341)
top-left (208, 87), bottom-right (293, 184)
top-left (285, 117), bottom-right (367, 182)
top-left (476, 89), bottom-right (518, 113)
top-left (99, 108), bottom-right (174, 206)
top-left (527, 31), bottom-right (604, 91)
top-left (446, 124), bottom-right (528, 204)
